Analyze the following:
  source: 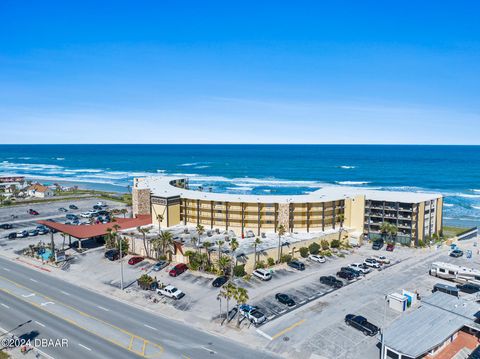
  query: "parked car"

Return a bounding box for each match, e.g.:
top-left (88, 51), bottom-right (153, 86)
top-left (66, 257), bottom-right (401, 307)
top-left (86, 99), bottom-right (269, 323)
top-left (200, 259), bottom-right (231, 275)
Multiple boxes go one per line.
top-left (456, 283), bottom-right (480, 294)
top-left (58, 207), bottom-right (68, 212)
top-left (95, 201), bottom-right (108, 208)
top-left (105, 249), bottom-right (120, 261)
top-left (288, 260), bottom-right (305, 271)
top-left (7, 232), bottom-right (17, 239)
top-left (337, 270), bottom-right (355, 280)
top-left (349, 263), bottom-right (371, 274)
top-left (340, 267), bottom-right (362, 278)
top-left (320, 275), bottom-right (343, 288)
top-left (66, 214), bottom-right (78, 221)
top-left (157, 285), bottom-right (185, 299)
top-left (69, 204), bottom-right (78, 210)
top-left (27, 229), bottom-right (38, 237)
top-left (128, 256), bottom-right (144, 265)
top-left (97, 210), bottom-right (109, 216)
top-left (239, 304), bottom-right (266, 325)
top-left (169, 263), bottom-right (188, 277)
top-left (386, 243), bottom-right (395, 251)
top-left (308, 254), bottom-right (326, 263)
top-left (374, 255), bottom-right (390, 264)
top-left (253, 268), bottom-right (272, 281)
top-left (152, 260), bottom-right (168, 271)
top-left (450, 249), bottom-right (464, 258)
top-left (364, 258), bottom-right (381, 269)
top-left (275, 293), bottom-right (295, 307)
top-left (28, 209), bottom-right (39, 215)
top-left (80, 211), bottom-right (98, 218)
top-left (345, 314), bottom-right (379, 336)
top-left (16, 230), bottom-right (28, 238)
top-left (212, 276), bottom-right (228, 288)
top-left (433, 283), bottom-right (459, 297)
top-left (36, 225), bottom-right (49, 235)
top-left (0, 223), bottom-right (13, 229)
top-left (372, 240), bottom-right (384, 250)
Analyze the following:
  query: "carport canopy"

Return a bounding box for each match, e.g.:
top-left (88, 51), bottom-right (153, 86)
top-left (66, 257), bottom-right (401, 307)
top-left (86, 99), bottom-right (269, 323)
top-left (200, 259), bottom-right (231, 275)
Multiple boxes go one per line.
top-left (37, 215), bottom-right (152, 239)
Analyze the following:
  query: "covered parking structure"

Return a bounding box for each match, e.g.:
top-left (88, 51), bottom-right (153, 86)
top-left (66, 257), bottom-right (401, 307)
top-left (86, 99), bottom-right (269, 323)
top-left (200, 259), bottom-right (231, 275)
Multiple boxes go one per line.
top-left (37, 215), bottom-right (152, 250)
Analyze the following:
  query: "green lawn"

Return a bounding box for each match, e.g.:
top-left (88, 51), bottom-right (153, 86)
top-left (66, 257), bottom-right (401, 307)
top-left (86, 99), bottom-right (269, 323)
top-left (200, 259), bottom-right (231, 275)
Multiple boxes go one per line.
top-left (442, 226), bottom-right (470, 238)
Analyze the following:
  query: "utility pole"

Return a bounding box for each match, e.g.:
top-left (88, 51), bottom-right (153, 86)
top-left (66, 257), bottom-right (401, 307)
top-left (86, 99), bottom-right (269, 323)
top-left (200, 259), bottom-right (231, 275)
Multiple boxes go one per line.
top-left (119, 236), bottom-right (124, 290)
top-left (380, 294), bottom-right (388, 359)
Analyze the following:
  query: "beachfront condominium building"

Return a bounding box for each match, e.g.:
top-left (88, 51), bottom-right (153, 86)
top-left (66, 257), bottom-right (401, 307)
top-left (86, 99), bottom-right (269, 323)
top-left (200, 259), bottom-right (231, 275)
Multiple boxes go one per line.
top-left (132, 176), bottom-right (443, 246)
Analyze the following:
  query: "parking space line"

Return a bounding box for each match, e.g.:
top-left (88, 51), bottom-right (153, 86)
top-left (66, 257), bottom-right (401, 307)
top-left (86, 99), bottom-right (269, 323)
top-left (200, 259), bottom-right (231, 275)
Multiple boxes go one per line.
top-left (144, 324), bottom-right (158, 331)
top-left (96, 305), bottom-right (109, 311)
top-left (78, 343), bottom-right (92, 351)
top-left (35, 321), bottom-right (45, 327)
top-left (272, 319), bottom-right (306, 340)
top-left (0, 303), bottom-right (9, 309)
top-left (60, 290), bottom-right (71, 296)
top-left (256, 329), bottom-right (273, 341)
top-left (30, 278), bottom-right (38, 283)
top-left (2, 268), bottom-right (10, 272)
top-left (201, 346), bottom-right (217, 354)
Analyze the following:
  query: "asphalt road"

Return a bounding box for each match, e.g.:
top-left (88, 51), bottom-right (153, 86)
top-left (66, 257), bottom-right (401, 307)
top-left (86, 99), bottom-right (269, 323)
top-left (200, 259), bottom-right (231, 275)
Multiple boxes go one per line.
top-left (0, 255), bottom-right (279, 359)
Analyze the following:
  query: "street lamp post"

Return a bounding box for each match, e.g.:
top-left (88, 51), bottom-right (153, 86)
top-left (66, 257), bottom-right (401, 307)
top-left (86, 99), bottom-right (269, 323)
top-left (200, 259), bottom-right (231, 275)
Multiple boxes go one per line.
top-left (217, 295), bottom-right (222, 320)
top-left (119, 236), bottom-right (124, 290)
top-left (380, 294), bottom-right (388, 359)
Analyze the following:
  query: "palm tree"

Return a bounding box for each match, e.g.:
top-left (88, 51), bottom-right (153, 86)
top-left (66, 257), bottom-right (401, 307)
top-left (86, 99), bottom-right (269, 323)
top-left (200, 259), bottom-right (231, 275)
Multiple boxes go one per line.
top-left (60, 232), bottom-right (66, 250)
top-left (105, 228), bottom-right (117, 249)
top-left (252, 237), bottom-right (262, 269)
top-left (388, 224), bottom-right (398, 242)
top-left (217, 256), bottom-right (231, 276)
top-left (337, 214), bottom-right (345, 242)
top-left (276, 224), bottom-right (286, 263)
top-left (216, 240), bottom-right (224, 259)
top-left (0, 194), bottom-right (6, 205)
top-left (233, 286), bottom-right (249, 327)
top-left (196, 224), bottom-right (205, 253)
top-left (156, 214), bottom-right (164, 232)
top-left (158, 230), bottom-right (174, 259)
top-left (150, 236), bottom-right (162, 259)
top-left (219, 282), bottom-right (236, 323)
top-left (137, 226), bottom-right (151, 258)
top-left (203, 241), bottom-right (213, 265)
top-left (380, 222), bottom-right (390, 241)
top-left (229, 238), bottom-right (239, 278)
top-left (120, 208), bottom-right (128, 218)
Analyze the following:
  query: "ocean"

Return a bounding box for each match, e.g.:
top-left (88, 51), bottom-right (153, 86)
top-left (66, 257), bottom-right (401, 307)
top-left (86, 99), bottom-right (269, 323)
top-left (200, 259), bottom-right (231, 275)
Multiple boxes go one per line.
top-left (1, 145), bottom-right (479, 228)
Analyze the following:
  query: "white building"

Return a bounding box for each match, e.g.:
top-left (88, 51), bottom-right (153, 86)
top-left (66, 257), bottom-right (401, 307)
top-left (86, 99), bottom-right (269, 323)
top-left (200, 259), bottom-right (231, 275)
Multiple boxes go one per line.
top-left (27, 184), bottom-right (54, 198)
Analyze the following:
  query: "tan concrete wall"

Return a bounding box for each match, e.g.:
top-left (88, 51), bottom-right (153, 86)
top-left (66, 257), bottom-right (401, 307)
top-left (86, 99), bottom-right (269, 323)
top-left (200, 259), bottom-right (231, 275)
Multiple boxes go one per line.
top-left (151, 203), bottom-right (168, 228)
top-left (436, 197), bottom-right (443, 235)
top-left (167, 203), bottom-right (181, 227)
top-left (417, 202), bottom-right (425, 241)
top-left (344, 195), bottom-right (365, 232)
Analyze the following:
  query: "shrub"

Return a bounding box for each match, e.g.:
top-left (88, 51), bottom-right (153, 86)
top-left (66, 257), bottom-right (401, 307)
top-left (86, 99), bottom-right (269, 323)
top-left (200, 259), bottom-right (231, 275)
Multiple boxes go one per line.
top-left (280, 254), bottom-right (292, 263)
top-left (233, 264), bottom-right (246, 277)
top-left (417, 240), bottom-right (425, 248)
top-left (255, 260), bottom-right (266, 269)
top-left (330, 239), bottom-right (341, 248)
top-left (299, 247), bottom-right (309, 258)
top-left (320, 239), bottom-right (330, 250)
top-left (267, 257), bottom-right (275, 267)
top-left (308, 242), bottom-right (320, 255)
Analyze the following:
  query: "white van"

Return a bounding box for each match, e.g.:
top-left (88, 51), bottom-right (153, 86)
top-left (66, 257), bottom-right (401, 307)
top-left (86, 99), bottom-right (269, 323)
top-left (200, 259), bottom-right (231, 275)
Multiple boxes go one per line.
top-left (253, 269), bottom-right (272, 281)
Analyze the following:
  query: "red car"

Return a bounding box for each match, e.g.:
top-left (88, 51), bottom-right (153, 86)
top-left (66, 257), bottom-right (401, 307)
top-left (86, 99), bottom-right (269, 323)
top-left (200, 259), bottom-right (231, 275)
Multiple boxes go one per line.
top-left (28, 209), bottom-right (39, 215)
top-left (169, 263), bottom-right (188, 277)
top-left (128, 256), bottom-right (144, 265)
top-left (386, 243), bottom-right (395, 252)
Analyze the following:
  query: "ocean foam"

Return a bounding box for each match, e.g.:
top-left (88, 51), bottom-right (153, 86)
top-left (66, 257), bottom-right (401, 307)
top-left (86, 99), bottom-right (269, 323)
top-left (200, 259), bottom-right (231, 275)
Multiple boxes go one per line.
top-left (443, 203), bottom-right (454, 207)
top-left (340, 165), bottom-right (356, 169)
top-left (473, 206), bottom-right (480, 210)
top-left (336, 181), bottom-right (370, 185)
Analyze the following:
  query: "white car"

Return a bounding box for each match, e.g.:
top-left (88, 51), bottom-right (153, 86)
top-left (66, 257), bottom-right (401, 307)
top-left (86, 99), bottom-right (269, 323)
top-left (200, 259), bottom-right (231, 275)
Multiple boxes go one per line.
top-left (253, 269), bottom-right (272, 281)
top-left (95, 201), bottom-right (108, 208)
top-left (364, 258), bottom-right (381, 269)
top-left (349, 263), bottom-right (371, 274)
top-left (80, 211), bottom-right (98, 218)
top-left (156, 285), bottom-right (185, 299)
top-left (308, 254), bottom-right (326, 263)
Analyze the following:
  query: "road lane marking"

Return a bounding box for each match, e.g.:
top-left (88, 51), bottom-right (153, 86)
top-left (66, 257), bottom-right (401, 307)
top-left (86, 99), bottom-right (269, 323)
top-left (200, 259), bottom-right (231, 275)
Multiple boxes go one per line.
top-left (201, 346), bottom-right (217, 354)
top-left (40, 301), bottom-right (55, 306)
top-left (30, 278), bottom-right (39, 283)
top-left (78, 343), bottom-right (92, 351)
top-left (60, 290), bottom-right (71, 296)
top-left (271, 319), bottom-right (306, 340)
top-left (22, 293), bottom-right (35, 298)
top-left (96, 305), bottom-right (109, 311)
top-left (256, 329), bottom-right (273, 341)
top-left (0, 303), bottom-right (9, 309)
top-left (2, 268), bottom-right (10, 272)
top-left (144, 324), bottom-right (158, 331)
top-left (0, 274), bottom-right (164, 357)
top-left (35, 321), bottom-right (45, 327)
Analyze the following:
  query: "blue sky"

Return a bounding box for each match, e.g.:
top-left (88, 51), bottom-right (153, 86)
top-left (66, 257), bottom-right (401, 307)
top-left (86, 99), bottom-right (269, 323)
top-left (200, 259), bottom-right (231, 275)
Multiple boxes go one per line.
top-left (1, 1), bottom-right (479, 144)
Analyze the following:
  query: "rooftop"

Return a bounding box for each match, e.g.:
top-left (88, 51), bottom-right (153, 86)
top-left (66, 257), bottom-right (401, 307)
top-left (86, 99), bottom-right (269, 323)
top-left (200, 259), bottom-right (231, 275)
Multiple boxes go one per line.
top-left (135, 176), bottom-right (442, 204)
top-left (383, 292), bottom-right (480, 358)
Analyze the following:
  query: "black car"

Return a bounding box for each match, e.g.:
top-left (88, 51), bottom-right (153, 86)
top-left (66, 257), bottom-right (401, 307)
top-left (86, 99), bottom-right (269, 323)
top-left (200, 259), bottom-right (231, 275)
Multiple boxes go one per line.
top-left (470, 346), bottom-right (480, 359)
top-left (288, 260), bottom-right (305, 271)
top-left (212, 276), bottom-right (228, 288)
top-left (337, 270), bottom-right (355, 280)
top-left (7, 232), bottom-right (16, 239)
top-left (341, 267), bottom-right (362, 277)
top-left (0, 223), bottom-right (13, 229)
top-left (275, 293), bottom-right (295, 307)
top-left (105, 249), bottom-right (120, 261)
top-left (69, 204), bottom-right (78, 210)
top-left (372, 240), bottom-right (384, 250)
top-left (97, 210), bottom-right (109, 216)
top-left (345, 314), bottom-right (379, 336)
top-left (58, 207), bottom-right (68, 212)
top-left (320, 275), bottom-right (343, 288)
top-left (450, 249), bottom-right (464, 258)
top-left (457, 283), bottom-right (480, 294)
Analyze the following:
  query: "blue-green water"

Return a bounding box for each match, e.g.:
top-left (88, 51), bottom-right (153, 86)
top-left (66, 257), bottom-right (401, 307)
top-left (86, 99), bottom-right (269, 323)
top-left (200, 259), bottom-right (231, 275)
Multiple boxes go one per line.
top-left (1, 145), bottom-right (479, 227)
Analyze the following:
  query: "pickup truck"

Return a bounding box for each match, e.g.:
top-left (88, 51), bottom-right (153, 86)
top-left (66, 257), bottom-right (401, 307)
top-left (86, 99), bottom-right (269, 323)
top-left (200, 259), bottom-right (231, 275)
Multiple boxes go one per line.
top-left (156, 285), bottom-right (185, 300)
top-left (345, 314), bottom-right (379, 336)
